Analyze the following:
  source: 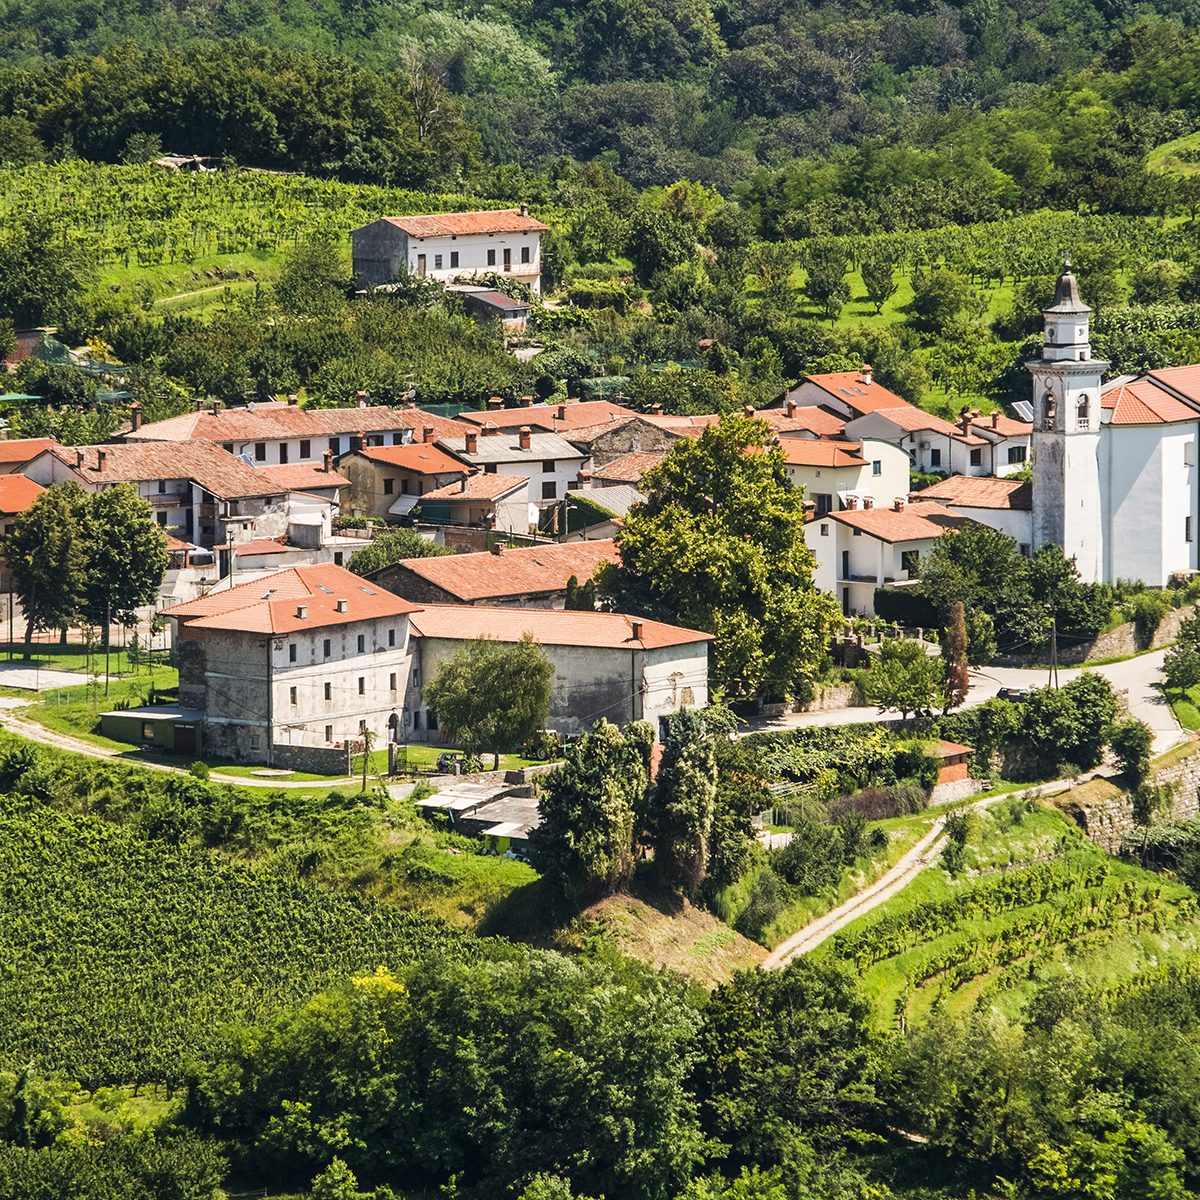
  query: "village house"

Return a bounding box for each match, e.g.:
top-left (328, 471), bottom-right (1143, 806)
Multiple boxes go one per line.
top-left (407, 605), bottom-right (710, 739)
top-left (781, 437), bottom-right (910, 518)
top-left (588, 451), bottom-right (668, 489)
top-left (351, 208), bottom-right (549, 293)
top-left (783, 366), bottom-right (910, 421)
top-left (809, 498), bottom-right (971, 616)
top-left (565, 415), bottom-right (681, 467)
top-left (370, 539), bottom-right (619, 608)
top-left (123, 398), bottom-right (467, 466)
top-left (910, 475), bottom-right (1033, 550)
top-left (164, 563), bottom-right (419, 768)
top-left (0, 474), bottom-right (45, 595)
top-left (458, 398), bottom-right (638, 434)
top-left (415, 474), bottom-right (532, 534)
top-left (439, 425), bottom-right (588, 508)
top-left (0, 438), bottom-right (58, 475)
top-left (339, 441), bottom-right (469, 521)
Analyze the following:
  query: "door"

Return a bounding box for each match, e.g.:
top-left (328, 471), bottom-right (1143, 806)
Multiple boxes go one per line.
top-left (416, 253), bottom-right (427, 276)
top-left (174, 724), bottom-right (197, 755)
top-left (503, 248), bottom-right (512, 272)
top-left (841, 550), bottom-right (850, 580)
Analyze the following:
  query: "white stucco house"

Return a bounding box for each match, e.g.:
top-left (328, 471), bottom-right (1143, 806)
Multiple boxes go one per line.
top-left (1029, 264), bottom-right (1200, 585)
top-left (351, 208), bottom-right (549, 294)
top-left (910, 475), bottom-right (1033, 550)
top-left (809, 498), bottom-right (970, 616)
top-left (780, 436), bottom-right (910, 517)
top-left (438, 425), bottom-right (588, 508)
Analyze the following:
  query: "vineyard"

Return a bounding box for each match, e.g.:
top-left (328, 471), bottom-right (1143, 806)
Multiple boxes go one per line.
top-left (822, 799), bottom-right (1200, 1028)
top-left (0, 800), bottom-right (469, 1087)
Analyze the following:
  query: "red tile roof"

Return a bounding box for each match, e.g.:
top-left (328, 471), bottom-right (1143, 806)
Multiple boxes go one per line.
top-left (379, 539), bottom-right (619, 602)
top-left (458, 400), bottom-right (637, 432)
top-left (354, 444), bottom-right (469, 475)
top-left (0, 474), bottom-right (44, 513)
top-left (592, 451), bottom-right (667, 484)
top-left (41, 442), bottom-right (281, 500)
top-left (128, 403), bottom-right (469, 445)
top-left (1148, 364), bottom-right (1200, 405)
top-left (164, 563), bottom-right (419, 634)
top-left (913, 475), bottom-right (1032, 511)
top-left (960, 413), bottom-right (1032, 438)
top-left (255, 463), bottom-right (350, 491)
top-left (408, 604), bottom-right (710, 650)
top-left (854, 404), bottom-right (959, 435)
top-left (233, 538), bottom-right (292, 557)
top-left (1102, 379), bottom-right (1200, 425)
top-left (420, 473), bottom-right (528, 502)
top-left (936, 739), bottom-right (974, 758)
top-left (804, 371), bottom-right (909, 415)
top-left (828, 501), bottom-right (967, 543)
top-left (381, 209), bottom-right (549, 238)
top-left (0, 437), bottom-right (57, 464)
top-left (780, 440), bottom-right (866, 468)
top-left (760, 407), bottom-right (847, 436)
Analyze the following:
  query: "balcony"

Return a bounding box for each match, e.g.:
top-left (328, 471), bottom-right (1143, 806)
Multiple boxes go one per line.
top-left (148, 492), bottom-right (189, 508)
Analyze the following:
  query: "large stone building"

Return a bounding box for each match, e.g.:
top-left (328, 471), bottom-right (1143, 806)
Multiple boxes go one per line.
top-left (352, 209), bottom-right (549, 293)
top-left (165, 564), bottom-right (418, 767)
top-left (1030, 264), bottom-right (1200, 585)
top-left (407, 604), bottom-right (710, 738)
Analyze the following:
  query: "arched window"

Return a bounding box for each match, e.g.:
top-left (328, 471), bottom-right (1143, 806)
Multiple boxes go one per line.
top-left (1077, 395), bottom-right (1090, 429)
top-left (1047, 325), bottom-right (1056, 342)
top-left (1042, 391), bottom-right (1056, 429)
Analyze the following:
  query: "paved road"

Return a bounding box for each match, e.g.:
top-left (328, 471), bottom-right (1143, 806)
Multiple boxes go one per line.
top-left (763, 776), bottom-right (1080, 969)
top-left (748, 649), bottom-right (1185, 757)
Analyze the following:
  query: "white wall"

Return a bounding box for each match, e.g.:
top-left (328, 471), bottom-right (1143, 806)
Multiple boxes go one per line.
top-left (401, 230), bottom-right (542, 293)
top-left (809, 517), bottom-right (941, 615)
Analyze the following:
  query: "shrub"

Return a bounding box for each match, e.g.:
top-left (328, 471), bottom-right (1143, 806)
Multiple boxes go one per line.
top-left (1130, 590), bottom-right (1170, 649)
top-left (771, 820), bottom-right (844, 894)
top-left (1108, 718), bottom-right (1153, 788)
top-left (828, 780), bottom-right (927, 821)
top-left (734, 868), bottom-right (786, 941)
top-left (187, 760), bottom-right (210, 780)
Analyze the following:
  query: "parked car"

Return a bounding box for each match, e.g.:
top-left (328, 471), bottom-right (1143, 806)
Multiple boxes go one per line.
top-left (996, 687), bottom-right (1031, 702)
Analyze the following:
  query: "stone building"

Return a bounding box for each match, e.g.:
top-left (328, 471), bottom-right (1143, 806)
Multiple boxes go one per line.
top-left (165, 563), bottom-right (418, 767)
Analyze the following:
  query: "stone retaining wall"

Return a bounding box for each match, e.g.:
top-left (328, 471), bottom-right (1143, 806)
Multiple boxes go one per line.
top-left (272, 742), bottom-right (353, 776)
top-left (998, 604), bottom-right (1194, 666)
top-left (796, 682), bottom-right (858, 713)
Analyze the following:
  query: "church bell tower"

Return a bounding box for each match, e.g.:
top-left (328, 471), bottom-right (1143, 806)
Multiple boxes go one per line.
top-left (1028, 260), bottom-right (1107, 582)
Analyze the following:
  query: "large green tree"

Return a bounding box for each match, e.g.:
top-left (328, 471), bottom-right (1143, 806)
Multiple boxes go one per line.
top-left (609, 416), bottom-right (840, 699)
top-left (82, 484), bottom-right (170, 647)
top-left (3, 482), bottom-right (90, 659)
top-left (423, 635), bottom-right (553, 769)
top-left (346, 528), bottom-right (450, 576)
top-left (529, 719), bottom-right (652, 901)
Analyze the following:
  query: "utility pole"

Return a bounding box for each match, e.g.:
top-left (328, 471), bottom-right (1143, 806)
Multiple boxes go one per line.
top-left (1049, 614), bottom-right (1059, 689)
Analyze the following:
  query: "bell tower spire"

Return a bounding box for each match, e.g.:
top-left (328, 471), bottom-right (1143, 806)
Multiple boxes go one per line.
top-left (1027, 260), bottom-right (1108, 582)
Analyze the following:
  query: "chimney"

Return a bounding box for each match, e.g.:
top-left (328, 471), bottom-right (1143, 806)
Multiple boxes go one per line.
top-left (578, 469), bottom-right (593, 484)
top-left (355, 390), bottom-right (369, 408)
top-left (845, 495), bottom-right (858, 510)
top-left (519, 203), bottom-right (529, 217)
top-left (631, 619), bottom-right (644, 641)
top-left (959, 412), bottom-right (971, 434)
top-left (487, 395), bottom-right (505, 411)
top-left (556, 404), bottom-right (567, 420)
top-left (991, 410), bottom-right (1000, 429)
top-left (75, 449), bottom-right (84, 469)
top-left (459, 476), bottom-right (468, 493)
top-left (786, 399), bottom-right (798, 418)
top-left (863, 496), bottom-right (875, 509)
top-left (860, 363), bottom-right (873, 386)
top-left (193, 398), bottom-right (205, 412)
top-left (491, 543), bottom-right (504, 556)
top-left (465, 431), bottom-right (478, 454)
top-left (287, 393), bottom-right (299, 406)
top-left (296, 604), bottom-right (308, 619)
top-left (743, 404), bottom-right (756, 417)
top-left (335, 599), bottom-right (348, 613)
top-left (351, 433), bottom-right (364, 453)
top-left (96, 449), bottom-right (107, 470)
top-left (520, 394), bottom-right (534, 408)
top-left (482, 421), bottom-right (500, 437)
top-left (650, 403), bottom-right (664, 415)
top-left (519, 425), bottom-right (531, 451)
top-left (323, 449), bottom-right (333, 472)
top-left (422, 425), bottom-right (435, 444)
top-left (129, 402), bottom-right (142, 432)
top-left (893, 497), bottom-right (907, 512)
top-left (209, 401), bottom-right (219, 416)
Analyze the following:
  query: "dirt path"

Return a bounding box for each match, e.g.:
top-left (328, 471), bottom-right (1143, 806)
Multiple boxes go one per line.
top-left (0, 708), bottom-right (357, 789)
top-left (763, 778), bottom-right (1078, 969)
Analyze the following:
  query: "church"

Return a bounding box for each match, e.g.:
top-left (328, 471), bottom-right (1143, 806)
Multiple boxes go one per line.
top-left (1029, 263), bottom-right (1200, 586)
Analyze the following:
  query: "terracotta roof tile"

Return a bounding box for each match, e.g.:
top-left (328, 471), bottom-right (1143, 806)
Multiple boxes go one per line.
top-left (254, 463), bottom-right (350, 491)
top-left (828, 501), bottom-right (968, 543)
top-left (233, 538), bottom-right (291, 556)
top-left (759, 407), bottom-right (847, 436)
top-left (852, 405), bottom-right (959, 435)
top-left (408, 603), bottom-right (710, 650)
top-left (377, 539), bottom-right (619, 602)
top-left (420, 474), bottom-right (528, 501)
top-left (804, 371), bottom-right (909, 415)
top-left (0, 438), bottom-right (57, 464)
top-left (381, 209), bottom-right (549, 237)
top-left (780, 440), bottom-right (866, 468)
top-left (164, 563), bottom-right (420, 634)
top-left (355, 444), bottom-right (469, 475)
top-left (1147, 364), bottom-right (1200, 405)
top-left (592, 451), bottom-right (667, 484)
top-left (913, 475), bottom-right (1032, 511)
top-left (1102, 379), bottom-right (1200, 425)
top-left (41, 442), bottom-right (281, 500)
top-left (0, 474), bottom-right (44, 513)
top-left (458, 400), bottom-right (637, 432)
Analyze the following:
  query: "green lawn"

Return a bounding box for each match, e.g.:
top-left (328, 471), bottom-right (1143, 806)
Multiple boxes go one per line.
top-left (1147, 129), bottom-right (1200, 178)
top-left (97, 250), bottom-right (282, 308)
top-left (1166, 684), bottom-right (1200, 730)
top-left (394, 743), bottom-right (548, 773)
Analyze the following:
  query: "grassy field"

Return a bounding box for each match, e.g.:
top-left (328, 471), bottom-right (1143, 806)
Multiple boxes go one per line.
top-left (820, 797), bottom-right (1200, 1031)
top-left (1166, 683), bottom-right (1200, 730)
top-left (1147, 129), bottom-right (1200, 178)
